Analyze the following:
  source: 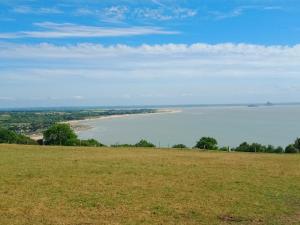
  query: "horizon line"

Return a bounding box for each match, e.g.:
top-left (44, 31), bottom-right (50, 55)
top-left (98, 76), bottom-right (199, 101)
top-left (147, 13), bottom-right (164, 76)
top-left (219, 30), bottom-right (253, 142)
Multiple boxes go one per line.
top-left (1, 101), bottom-right (300, 111)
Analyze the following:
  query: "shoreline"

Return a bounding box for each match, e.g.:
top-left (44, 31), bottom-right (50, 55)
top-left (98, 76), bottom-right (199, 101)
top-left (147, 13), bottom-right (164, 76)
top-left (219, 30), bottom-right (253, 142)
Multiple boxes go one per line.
top-left (29, 109), bottom-right (181, 139)
top-left (68, 108), bottom-right (180, 123)
top-left (67, 108), bottom-right (181, 132)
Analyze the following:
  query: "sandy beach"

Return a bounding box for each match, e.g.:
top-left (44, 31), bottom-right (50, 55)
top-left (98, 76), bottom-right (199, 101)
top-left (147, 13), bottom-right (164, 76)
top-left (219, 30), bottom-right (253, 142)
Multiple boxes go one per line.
top-left (67, 108), bottom-right (181, 132)
top-left (29, 133), bottom-right (43, 141)
top-left (30, 109), bottom-right (181, 139)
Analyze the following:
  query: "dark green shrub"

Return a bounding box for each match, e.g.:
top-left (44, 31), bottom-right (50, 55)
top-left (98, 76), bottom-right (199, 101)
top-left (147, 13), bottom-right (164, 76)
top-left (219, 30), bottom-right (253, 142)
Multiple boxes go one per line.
top-left (265, 145), bottom-right (283, 153)
top-left (65, 138), bottom-right (80, 146)
top-left (80, 139), bottom-right (105, 147)
top-left (219, 146), bottom-right (230, 151)
top-left (43, 124), bottom-right (78, 146)
top-left (234, 142), bottom-right (284, 153)
top-left (172, 144), bottom-right (187, 149)
top-left (0, 127), bottom-right (36, 145)
top-left (37, 139), bottom-right (44, 145)
top-left (111, 143), bottom-right (135, 147)
top-left (135, 139), bottom-right (156, 148)
top-left (16, 134), bottom-right (37, 145)
top-left (0, 127), bottom-right (18, 143)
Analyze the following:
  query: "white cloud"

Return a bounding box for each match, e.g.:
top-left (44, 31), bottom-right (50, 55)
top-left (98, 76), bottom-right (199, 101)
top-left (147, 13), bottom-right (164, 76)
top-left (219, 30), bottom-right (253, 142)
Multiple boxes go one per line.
top-left (1, 42), bottom-right (300, 81)
top-left (102, 6), bottom-right (128, 23)
top-left (210, 7), bottom-right (244, 20)
top-left (174, 8), bottom-right (197, 18)
top-left (133, 7), bottom-right (197, 21)
top-left (210, 5), bottom-right (284, 20)
top-left (73, 5), bottom-right (197, 22)
top-left (74, 6), bottom-right (128, 23)
top-left (134, 8), bottom-right (172, 21)
top-left (13, 6), bottom-right (63, 14)
top-left (0, 22), bottom-right (178, 39)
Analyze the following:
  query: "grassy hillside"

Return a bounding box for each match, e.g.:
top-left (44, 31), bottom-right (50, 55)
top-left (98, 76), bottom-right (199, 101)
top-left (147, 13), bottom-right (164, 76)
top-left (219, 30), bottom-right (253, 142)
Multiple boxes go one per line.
top-left (0, 144), bottom-right (299, 225)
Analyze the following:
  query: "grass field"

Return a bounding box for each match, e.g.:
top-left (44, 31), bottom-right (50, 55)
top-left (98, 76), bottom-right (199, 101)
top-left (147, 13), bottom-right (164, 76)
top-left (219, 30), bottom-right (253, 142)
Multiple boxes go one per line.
top-left (0, 144), bottom-right (299, 225)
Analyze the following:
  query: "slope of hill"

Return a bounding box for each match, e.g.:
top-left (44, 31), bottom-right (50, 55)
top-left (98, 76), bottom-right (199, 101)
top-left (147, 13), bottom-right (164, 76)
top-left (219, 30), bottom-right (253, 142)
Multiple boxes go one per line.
top-left (0, 144), bottom-right (299, 225)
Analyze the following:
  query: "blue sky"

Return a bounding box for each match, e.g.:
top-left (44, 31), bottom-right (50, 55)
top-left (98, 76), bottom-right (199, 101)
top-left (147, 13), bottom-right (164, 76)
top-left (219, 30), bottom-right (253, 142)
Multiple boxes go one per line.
top-left (0, 0), bottom-right (300, 107)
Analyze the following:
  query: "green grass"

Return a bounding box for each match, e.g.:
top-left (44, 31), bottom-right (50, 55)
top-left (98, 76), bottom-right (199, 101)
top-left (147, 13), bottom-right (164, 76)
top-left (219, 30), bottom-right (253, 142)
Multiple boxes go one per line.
top-left (0, 144), bottom-right (299, 225)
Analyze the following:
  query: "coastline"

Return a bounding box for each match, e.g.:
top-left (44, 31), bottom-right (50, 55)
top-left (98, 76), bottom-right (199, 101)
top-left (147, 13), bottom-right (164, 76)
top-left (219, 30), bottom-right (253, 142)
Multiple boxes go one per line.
top-left (67, 108), bottom-right (181, 132)
top-left (29, 108), bottom-right (181, 139)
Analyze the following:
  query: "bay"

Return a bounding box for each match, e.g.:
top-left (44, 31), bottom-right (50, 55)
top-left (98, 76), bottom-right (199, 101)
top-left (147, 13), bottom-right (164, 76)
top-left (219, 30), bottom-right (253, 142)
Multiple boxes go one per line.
top-left (77, 105), bottom-right (300, 148)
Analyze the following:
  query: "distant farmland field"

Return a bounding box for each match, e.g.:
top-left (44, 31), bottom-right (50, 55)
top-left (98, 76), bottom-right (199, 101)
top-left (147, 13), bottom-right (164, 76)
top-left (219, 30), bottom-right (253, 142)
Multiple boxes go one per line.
top-left (0, 144), bottom-right (299, 225)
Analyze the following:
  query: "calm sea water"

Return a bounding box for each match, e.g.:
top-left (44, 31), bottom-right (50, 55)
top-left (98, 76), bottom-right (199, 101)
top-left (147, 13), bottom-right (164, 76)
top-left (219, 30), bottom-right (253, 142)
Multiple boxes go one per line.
top-left (77, 105), bottom-right (300, 148)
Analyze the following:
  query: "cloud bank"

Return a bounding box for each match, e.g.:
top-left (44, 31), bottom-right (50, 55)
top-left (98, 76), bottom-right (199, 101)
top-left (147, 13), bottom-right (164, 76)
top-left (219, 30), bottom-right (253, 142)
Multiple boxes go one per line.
top-left (1, 42), bottom-right (300, 77)
top-left (1, 42), bottom-right (300, 106)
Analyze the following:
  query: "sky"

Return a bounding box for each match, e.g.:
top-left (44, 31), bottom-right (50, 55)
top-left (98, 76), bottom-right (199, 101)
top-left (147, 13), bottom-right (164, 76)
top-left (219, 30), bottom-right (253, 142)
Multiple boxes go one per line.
top-left (0, 0), bottom-right (300, 108)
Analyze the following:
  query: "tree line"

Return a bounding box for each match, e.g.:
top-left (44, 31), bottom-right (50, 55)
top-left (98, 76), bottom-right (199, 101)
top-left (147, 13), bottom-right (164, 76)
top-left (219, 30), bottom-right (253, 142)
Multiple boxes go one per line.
top-left (0, 124), bottom-right (299, 153)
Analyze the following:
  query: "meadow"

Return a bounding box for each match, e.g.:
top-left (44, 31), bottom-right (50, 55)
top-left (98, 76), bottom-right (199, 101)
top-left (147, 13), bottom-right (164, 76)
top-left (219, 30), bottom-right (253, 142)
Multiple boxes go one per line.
top-left (0, 144), bottom-right (299, 225)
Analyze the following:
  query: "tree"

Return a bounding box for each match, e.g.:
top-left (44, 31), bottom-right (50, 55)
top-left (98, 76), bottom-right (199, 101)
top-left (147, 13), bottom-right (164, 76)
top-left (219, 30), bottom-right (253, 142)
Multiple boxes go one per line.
top-left (285, 144), bottom-right (299, 153)
top-left (265, 145), bottom-right (283, 153)
top-left (172, 144), bottom-right (187, 149)
top-left (195, 137), bottom-right (218, 150)
top-left (43, 124), bottom-right (78, 146)
top-left (135, 139), bottom-right (156, 148)
top-left (265, 145), bottom-right (275, 153)
top-left (0, 127), bottom-right (18, 143)
top-left (294, 138), bottom-right (300, 150)
top-left (265, 145), bottom-right (284, 153)
top-left (274, 146), bottom-right (284, 153)
top-left (233, 142), bottom-right (250, 152)
top-left (249, 143), bottom-right (266, 152)
top-left (0, 127), bottom-right (36, 145)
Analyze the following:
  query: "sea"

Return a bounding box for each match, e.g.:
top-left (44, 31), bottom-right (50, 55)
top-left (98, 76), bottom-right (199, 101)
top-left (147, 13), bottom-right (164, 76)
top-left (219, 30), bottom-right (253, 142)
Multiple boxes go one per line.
top-left (77, 105), bottom-right (300, 148)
